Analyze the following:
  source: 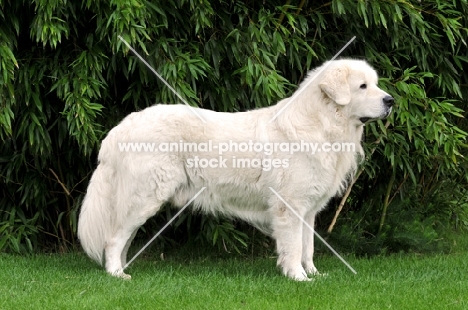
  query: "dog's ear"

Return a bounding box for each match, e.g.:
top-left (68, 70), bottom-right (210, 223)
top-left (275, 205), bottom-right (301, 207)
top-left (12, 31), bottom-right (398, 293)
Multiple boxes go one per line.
top-left (319, 67), bottom-right (350, 105)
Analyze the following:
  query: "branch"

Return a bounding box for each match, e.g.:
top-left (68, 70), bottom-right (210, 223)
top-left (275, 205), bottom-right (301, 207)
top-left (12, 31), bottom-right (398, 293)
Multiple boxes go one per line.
top-left (327, 120), bottom-right (391, 233)
top-left (327, 169), bottom-right (363, 233)
top-left (49, 168), bottom-right (71, 196)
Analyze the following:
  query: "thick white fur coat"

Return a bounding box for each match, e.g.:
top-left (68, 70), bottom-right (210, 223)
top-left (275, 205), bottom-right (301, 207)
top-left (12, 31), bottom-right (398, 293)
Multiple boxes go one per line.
top-left (78, 59), bottom-right (393, 281)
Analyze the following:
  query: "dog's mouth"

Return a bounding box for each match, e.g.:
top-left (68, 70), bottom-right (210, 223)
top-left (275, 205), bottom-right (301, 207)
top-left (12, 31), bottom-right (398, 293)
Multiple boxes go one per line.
top-left (360, 108), bottom-right (393, 124)
top-left (385, 107), bottom-right (393, 117)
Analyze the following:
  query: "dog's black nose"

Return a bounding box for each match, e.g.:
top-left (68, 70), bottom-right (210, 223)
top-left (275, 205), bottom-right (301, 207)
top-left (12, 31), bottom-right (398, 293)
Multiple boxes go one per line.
top-left (383, 95), bottom-right (394, 107)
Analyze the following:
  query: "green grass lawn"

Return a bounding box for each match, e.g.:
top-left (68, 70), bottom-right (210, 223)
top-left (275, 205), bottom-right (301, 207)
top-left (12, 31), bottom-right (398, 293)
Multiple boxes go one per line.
top-left (1, 251), bottom-right (467, 309)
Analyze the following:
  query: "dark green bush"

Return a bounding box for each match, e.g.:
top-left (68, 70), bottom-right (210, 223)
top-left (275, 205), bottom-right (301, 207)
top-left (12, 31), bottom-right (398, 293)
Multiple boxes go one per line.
top-left (0, 0), bottom-right (467, 255)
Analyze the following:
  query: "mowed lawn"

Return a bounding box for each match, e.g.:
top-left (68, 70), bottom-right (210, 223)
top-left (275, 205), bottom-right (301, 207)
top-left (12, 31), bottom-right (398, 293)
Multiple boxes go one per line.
top-left (1, 251), bottom-right (467, 309)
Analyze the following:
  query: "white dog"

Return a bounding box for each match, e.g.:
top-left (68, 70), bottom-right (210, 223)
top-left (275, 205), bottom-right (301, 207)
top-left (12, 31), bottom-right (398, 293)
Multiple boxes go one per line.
top-left (78, 59), bottom-right (393, 281)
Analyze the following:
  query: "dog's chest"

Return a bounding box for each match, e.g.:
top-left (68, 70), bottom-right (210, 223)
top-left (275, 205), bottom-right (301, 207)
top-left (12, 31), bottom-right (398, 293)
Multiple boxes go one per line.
top-left (281, 151), bottom-right (356, 206)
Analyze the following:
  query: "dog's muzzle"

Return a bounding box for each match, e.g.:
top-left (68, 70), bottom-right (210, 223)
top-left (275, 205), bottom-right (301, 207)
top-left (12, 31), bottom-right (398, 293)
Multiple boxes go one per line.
top-left (360, 95), bottom-right (395, 123)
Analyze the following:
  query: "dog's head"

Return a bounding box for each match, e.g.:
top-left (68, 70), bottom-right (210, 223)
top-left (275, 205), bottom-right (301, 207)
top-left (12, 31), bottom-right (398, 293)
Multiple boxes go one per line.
top-left (318, 59), bottom-right (394, 124)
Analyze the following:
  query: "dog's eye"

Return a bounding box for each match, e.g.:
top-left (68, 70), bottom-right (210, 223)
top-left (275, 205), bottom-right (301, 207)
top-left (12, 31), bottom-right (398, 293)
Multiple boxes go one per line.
top-left (360, 84), bottom-right (367, 89)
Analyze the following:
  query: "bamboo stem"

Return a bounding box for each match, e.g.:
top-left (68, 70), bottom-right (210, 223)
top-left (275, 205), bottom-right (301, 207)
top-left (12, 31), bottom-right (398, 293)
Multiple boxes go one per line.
top-left (379, 167), bottom-right (396, 234)
top-left (277, 0), bottom-right (292, 26)
top-left (327, 120), bottom-right (391, 233)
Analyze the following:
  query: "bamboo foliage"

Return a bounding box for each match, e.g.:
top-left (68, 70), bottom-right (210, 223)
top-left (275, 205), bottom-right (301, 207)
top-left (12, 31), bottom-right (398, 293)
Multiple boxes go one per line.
top-left (0, 0), bottom-right (467, 253)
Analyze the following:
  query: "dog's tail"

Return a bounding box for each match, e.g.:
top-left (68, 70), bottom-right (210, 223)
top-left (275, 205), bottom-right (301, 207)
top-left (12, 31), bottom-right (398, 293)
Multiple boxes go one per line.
top-left (77, 164), bottom-right (115, 265)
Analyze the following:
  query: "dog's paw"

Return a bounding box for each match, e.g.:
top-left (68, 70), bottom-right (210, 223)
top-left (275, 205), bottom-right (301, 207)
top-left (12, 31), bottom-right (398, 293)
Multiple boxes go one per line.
top-left (303, 263), bottom-right (319, 276)
top-left (110, 268), bottom-right (132, 280)
top-left (283, 265), bottom-right (311, 281)
top-left (120, 273), bottom-right (132, 280)
top-left (293, 274), bottom-right (312, 282)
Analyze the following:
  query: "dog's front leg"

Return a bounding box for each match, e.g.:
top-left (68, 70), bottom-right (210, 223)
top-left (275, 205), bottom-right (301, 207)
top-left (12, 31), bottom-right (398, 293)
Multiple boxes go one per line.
top-left (271, 203), bottom-right (309, 281)
top-left (301, 210), bottom-right (319, 275)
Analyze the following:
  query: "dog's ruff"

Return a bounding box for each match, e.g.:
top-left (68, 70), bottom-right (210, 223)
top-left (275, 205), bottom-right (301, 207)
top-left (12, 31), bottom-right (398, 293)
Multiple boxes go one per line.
top-left (78, 59), bottom-right (393, 281)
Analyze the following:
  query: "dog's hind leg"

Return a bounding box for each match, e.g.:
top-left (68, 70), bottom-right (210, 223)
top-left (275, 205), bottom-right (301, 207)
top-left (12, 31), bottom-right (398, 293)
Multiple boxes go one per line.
top-left (105, 165), bottom-right (186, 279)
top-left (121, 228), bottom-right (138, 267)
top-left (105, 226), bottom-right (139, 280)
top-left (105, 198), bottom-right (167, 279)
